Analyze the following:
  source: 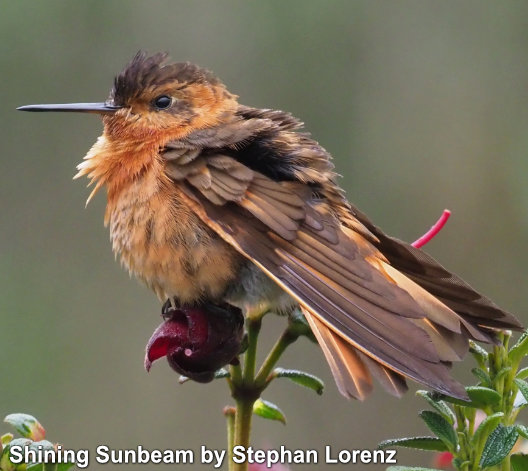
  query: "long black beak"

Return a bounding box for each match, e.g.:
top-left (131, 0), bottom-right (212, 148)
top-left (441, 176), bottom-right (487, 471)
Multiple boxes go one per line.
top-left (17, 102), bottom-right (121, 114)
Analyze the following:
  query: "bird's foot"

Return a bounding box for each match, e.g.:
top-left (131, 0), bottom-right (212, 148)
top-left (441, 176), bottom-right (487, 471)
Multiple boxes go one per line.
top-left (161, 297), bottom-right (179, 320)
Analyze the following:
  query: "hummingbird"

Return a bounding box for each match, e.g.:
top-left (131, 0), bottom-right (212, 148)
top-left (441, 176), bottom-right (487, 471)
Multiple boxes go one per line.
top-left (18, 52), bottom-right (522, 400)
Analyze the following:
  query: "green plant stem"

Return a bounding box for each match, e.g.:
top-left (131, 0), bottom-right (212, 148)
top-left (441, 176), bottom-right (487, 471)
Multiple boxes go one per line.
top-left (227, 311), bottom-right (303, 471)
top-left (243, 317), bottom-right (262, 385)
top-left (255, 329), bottom-right (298, 387)
top-left (224, 407), bottom-right (236, 471)
top-left (230, 315), bottom-right (264, 471)
top-left (229, 362), bottom-right (243, 391)
top-left (233, 396), bottom-right (255, 471)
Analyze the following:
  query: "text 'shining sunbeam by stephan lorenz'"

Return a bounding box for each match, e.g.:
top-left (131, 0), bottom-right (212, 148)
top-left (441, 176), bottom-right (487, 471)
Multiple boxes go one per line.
top-left (8, 444), bottom-right (398, 468)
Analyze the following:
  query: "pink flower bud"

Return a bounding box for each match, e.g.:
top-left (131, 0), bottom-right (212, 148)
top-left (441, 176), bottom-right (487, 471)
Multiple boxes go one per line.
top-left (145, 303), bottom-right (244, 382)
top-left (433, 451), bottom-right (454, 469)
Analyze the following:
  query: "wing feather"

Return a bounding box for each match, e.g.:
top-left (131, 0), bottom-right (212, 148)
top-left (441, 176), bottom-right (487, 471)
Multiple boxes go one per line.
top-left (176, 180), bottom-right (468, 399)
top-left (357, 350), bottom-right (408, 398)
top-left (162, 149), bottom-right (518, 400)
top-left (303, 308), bottom-right (373, 400)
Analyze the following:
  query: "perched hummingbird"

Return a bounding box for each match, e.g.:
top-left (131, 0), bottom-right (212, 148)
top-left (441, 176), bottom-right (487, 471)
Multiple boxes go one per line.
top-left (18, 52), bottom-right (522, 400)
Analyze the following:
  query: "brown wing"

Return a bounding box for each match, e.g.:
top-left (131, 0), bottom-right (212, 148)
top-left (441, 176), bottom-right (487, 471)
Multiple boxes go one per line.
top-left (163, 149), bottom-right (485, 399)
top-left (349, 206), bottom-right (523, 335)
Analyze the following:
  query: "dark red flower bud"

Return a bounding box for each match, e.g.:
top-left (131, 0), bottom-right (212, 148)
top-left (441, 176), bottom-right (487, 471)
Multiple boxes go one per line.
top-left (145, 303), bottom-right (244, 383)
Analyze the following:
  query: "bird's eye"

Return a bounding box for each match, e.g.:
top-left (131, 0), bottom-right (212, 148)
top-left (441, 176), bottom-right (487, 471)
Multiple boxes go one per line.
top-left (153, 95), bottom-right (172, 110)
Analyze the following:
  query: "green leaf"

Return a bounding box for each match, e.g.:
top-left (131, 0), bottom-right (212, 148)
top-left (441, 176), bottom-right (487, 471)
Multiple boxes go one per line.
top-left (378, 436), bottom-right (448, 452)
top-left (517, 368), bottom-right (528, 380)
top-left (480, 424), bottom-right (518, 468)
top-left (436, 386), bottom-right (501, 408)
top-left (3, 438), bottom-right (31, 448)
top-left (4, 414), bottom-right (45, 441)
top-left (511, 454), bottom-right (528, 471)
top-left (26, 465), bottom-right (45, 471)
top-left (1, 433), bottom-right (13, 446)
top-left (214, 368), bottom-right (230, 379)
top-left (273, 368), bottom-right (324, 395)
top-left (517, 425), bottom-right (528, 439)
top-left (419, 411), bottom-right (457, 451)
top-left (510, 331), bottom-right (528, 364)
top-left (516, 379), bottom-right (528, 402)
top-left (470, 341), bottom-right (489, 362)
top-left (179, 368), bottom-right (230, 384)
top-left (515, 390), bottom-right (528, 409)
top-left (471, 412), bottom-right (504, 448)
top-left (471, 368), bottom-right (492, 387)
top-left (386, 467), bottom-right (444, 471)
top-left (55, 464), bottom-right (76, 471)
top-left (31, 440), bottom-right (55, 450)
top-left (416, 391), bottom-right (455, 425)
top-left (466, 386), bottom-right (502, 407)
top-left (253, 399), bottom-right (286, 424)
top-left (287, 309), bottom-right (317, 342)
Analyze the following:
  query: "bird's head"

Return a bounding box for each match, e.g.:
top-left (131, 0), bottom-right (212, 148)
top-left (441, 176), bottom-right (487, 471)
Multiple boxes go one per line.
top-left (18, 51), bottom-right (238, 143)
top-left (18, 52), bottom-right (239, 201)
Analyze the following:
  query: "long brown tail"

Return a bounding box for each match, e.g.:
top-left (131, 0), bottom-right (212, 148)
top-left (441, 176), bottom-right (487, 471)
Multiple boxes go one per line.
top-left (302, 211), bottom-right (522, 400)
top-left (303, 308), bottom-right (408, 399)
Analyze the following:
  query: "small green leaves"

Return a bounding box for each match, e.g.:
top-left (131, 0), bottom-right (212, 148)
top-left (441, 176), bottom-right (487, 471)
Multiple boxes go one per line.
top-left (4, 414), bottom-right (45, 441)
top-left (511, 454), bottom-right (528, 471)
top-left (385, 331), bottom-right (528, 471)
top-left (1, 414), bottom-right (75, 471)
top-left (471, 412), bottom-right (504, 448)
top-left (378, 436), bottom-right (448, 452)
top-left (272, 368), bottom-right (324, 395)
top-left (1, 438), bottom-right (32, 471)
top-left (416, 391), bottom-right (455, 425)
top-left (419, 411), bottom-right (457, 452)
top-left (480, 424), bottom-right (518, 468)
top-left (252, 399), bottom-right (286, 424)
top-left (510, 331), bottom-right (528, 365)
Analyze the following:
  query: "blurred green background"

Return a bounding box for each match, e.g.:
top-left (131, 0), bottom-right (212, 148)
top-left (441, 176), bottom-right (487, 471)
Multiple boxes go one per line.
top-left (2, 1), bottom-right (528, 469)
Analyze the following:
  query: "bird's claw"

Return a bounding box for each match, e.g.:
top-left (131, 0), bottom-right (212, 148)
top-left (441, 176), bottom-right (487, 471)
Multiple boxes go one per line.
top-left (162, 297), bottom-right (179, 320)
